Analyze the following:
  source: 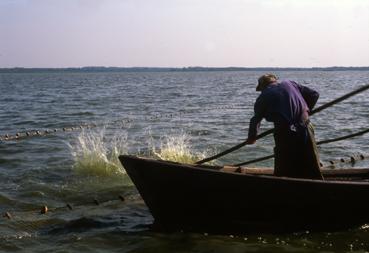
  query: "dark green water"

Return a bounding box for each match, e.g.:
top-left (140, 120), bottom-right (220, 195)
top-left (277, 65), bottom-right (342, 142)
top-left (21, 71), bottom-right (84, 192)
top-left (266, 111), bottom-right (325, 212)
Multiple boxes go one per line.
top-left (1, 70), bottom-right (369, 252)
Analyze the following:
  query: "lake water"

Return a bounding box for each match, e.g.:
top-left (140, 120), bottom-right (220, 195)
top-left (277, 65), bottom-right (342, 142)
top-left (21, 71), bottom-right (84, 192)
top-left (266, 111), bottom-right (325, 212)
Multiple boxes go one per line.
top-left (1, 70), bottom-right (369, 252)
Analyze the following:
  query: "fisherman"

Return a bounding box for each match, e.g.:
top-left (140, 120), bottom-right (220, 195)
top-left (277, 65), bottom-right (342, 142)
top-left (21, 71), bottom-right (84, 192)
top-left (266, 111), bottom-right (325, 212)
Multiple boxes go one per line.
top-left (246, 74), bottom-right (323, 179)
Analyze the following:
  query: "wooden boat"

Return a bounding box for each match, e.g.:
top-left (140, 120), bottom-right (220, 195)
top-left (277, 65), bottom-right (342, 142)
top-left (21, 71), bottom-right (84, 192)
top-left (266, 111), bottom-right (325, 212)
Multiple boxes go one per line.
top-left (119, 155), bottom-right (369, 232)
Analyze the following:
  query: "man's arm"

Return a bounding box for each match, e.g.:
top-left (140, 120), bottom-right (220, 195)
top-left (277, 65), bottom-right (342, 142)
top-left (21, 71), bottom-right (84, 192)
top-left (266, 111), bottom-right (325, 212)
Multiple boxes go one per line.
top-left (246, 115), bottom-right (262, 144)
top-left (246, 96), bottom-right (265, 143)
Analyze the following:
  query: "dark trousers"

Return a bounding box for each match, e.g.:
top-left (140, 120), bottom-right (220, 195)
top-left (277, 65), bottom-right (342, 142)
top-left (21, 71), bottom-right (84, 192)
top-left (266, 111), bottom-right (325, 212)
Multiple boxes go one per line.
top-left (273, 122), bottom-right (323, 180)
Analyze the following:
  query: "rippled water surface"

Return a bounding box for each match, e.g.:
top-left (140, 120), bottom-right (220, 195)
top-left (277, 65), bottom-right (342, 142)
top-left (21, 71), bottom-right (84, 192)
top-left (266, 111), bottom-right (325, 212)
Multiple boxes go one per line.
top-left (1, 70), bottom-right (369, 252)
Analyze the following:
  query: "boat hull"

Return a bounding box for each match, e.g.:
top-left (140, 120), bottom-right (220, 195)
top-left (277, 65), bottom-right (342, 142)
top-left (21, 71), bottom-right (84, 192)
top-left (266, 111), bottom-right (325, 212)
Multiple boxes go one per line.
top-left (119, 155), bottom-right (369, 232)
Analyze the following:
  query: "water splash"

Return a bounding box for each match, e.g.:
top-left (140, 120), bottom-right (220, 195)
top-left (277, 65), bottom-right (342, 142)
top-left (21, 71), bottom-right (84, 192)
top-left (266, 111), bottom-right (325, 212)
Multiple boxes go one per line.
top-left (150, 132), bottom-right (209, 164)
top-left (70, 128), bottom-right (128, 177)
top-left (70, 128), bottom-right (211, 179)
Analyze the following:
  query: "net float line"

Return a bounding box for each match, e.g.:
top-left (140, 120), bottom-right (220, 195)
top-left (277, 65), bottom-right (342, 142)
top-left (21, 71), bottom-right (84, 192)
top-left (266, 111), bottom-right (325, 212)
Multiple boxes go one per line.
top-left (2, 194), bottom-right (127, 222)
top-left (0, 104), bottom-right (244, 142)
top-left (0, 123), bottom-right (97, 142)
top-left (1, 194), bottom-right (129, 237)
top-left (320, 153), bottom-right (368, 168)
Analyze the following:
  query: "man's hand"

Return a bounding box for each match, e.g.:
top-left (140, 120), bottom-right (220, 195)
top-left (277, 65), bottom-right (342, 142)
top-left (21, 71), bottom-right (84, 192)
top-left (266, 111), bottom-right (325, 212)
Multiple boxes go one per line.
top-left (245, 138), bottom-right (256, 145)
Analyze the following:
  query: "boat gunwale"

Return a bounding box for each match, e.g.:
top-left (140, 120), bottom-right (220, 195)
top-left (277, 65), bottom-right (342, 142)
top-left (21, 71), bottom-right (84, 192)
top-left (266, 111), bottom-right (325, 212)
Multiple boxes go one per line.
top-left (119, 155), bottom-right (369, 186)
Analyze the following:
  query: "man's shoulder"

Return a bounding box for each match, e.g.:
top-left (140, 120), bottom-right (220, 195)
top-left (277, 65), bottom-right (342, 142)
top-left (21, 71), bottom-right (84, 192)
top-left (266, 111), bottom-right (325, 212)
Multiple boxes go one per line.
top-left (258, 84), bottom-right (278, 100)
top-left (278, 80), bottom-right (301, 91)
top-left (279, 79), bottom-right (298, 86)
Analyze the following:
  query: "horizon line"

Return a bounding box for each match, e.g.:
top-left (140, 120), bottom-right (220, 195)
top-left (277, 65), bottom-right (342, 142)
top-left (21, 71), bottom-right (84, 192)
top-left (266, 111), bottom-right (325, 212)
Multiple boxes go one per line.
top-left (1, 65), bottom-right (369, 70)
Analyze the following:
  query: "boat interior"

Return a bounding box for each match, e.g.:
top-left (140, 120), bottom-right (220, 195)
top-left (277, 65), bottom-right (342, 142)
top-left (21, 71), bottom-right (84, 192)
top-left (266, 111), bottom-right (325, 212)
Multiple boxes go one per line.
top-left (197, 164), bottom-right (369, 181)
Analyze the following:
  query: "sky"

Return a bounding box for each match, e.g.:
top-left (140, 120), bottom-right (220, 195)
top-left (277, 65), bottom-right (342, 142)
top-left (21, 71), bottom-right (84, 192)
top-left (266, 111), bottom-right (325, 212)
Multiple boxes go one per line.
top-left (0, 0), bottom-right (368, 68)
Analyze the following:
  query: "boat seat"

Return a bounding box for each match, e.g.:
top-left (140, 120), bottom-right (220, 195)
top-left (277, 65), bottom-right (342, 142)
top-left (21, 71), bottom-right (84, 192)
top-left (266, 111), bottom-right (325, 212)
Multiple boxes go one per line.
top-left (220, 166), bottom-right (273, 175)
top-left (220, 166), bottom-right (242, 173)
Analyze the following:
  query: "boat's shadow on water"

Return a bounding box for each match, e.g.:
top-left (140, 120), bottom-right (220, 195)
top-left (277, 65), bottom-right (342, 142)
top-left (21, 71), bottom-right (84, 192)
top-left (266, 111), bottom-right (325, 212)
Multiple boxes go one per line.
top-left (40, 211), bottom-right (369, 238)
top-left (41, 204), bottom-right (154, 237)
top-left (148, 220), bottom-right (369, 236)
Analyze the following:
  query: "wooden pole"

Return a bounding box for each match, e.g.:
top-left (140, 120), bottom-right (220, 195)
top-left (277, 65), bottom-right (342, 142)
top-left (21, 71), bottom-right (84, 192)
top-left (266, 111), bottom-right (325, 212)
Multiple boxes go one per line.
top-left (195, 83), bottom-right (369, 164)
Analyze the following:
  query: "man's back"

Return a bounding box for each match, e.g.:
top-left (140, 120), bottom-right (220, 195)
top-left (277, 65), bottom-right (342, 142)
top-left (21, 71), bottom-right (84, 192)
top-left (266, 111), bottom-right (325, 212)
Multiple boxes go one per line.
top-left (259, 80), bottom-right (309, 127)
top-left (249, 80), bottom-right (319, 139)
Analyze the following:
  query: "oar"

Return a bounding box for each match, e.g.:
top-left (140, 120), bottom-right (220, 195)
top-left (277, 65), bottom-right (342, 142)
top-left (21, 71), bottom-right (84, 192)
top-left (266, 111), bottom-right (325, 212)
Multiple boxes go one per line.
top-left (234, 127), bottom-right (369, 166)
top-left (195, 83), bottom-right (369, 164)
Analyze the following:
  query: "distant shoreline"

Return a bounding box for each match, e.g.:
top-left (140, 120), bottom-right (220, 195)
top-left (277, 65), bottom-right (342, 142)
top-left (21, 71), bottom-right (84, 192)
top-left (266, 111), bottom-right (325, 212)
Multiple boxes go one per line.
top-left (1, 66), bottom-right (369, 73)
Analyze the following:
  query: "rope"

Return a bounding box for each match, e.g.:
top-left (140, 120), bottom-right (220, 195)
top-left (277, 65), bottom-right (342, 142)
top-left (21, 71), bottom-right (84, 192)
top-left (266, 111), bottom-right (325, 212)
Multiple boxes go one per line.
top-left (233, 127), bottom-right (369, 166)
top-left (317, 128), bottom-right (369, 145)
top-left (196, 83), bottom-right (369, 164)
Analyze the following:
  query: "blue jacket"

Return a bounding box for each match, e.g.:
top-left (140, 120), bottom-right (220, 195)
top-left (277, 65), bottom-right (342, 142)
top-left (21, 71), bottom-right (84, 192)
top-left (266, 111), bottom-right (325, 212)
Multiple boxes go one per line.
top-left (248, 80), bottom-right (319, 139)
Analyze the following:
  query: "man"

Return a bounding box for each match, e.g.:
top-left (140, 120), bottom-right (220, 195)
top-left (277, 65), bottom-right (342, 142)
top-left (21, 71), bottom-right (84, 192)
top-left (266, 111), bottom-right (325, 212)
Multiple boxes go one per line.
top-left (246, 74), bottom-right (323, 179)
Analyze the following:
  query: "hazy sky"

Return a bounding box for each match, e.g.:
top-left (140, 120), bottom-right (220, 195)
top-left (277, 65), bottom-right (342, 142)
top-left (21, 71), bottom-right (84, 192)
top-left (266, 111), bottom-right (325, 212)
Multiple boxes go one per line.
top-left (0, 0), bottom-right (368, 68)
